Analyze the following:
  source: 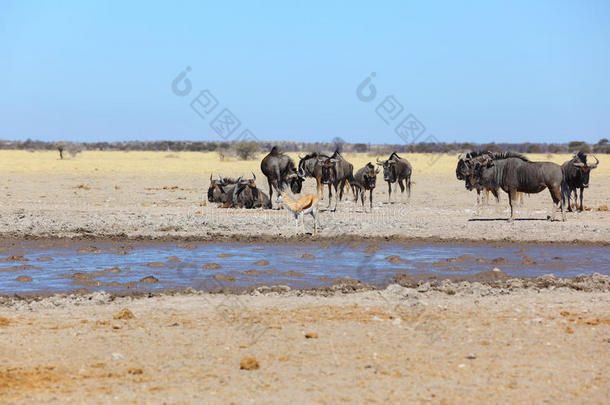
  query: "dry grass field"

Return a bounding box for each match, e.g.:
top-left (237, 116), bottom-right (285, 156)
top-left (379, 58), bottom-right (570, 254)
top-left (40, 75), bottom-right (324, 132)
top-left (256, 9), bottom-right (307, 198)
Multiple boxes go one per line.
top-left (1, 150), bottom-right (609, 242)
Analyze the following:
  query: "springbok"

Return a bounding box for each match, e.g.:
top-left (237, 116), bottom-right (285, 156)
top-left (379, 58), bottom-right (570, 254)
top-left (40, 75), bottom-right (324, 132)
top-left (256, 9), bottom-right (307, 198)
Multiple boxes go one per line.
top-left (276, 191), bottom-right (320, 235)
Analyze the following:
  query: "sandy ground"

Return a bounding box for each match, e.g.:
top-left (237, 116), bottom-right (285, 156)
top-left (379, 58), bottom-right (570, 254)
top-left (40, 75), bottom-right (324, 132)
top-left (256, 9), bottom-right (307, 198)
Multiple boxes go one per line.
top-left (1, 151), bottom-right (609, 403)
top-left (0, 151), bottom-right (609, 243)
top-left (1, 279), bottom-right (609, 404)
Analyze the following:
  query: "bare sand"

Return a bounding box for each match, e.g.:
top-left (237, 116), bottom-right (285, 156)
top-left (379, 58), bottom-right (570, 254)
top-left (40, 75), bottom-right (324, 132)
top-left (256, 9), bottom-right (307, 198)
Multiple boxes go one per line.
top-left (1, 280), bottom-right (609, 404)
top-left (1, 151), bottom-right (609, 243)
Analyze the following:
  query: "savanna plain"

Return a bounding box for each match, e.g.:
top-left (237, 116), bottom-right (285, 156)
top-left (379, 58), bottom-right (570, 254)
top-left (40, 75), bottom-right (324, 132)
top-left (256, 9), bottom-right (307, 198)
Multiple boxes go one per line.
top-left (0, 150), bottom-right (609, 403)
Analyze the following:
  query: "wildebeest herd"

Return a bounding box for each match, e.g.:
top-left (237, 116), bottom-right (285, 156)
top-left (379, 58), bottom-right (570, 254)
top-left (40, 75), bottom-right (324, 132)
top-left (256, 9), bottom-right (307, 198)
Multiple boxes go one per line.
top-left (456, 150), bottom-right (599, 221)
top-left (208, 146), bottom-right (599, 232)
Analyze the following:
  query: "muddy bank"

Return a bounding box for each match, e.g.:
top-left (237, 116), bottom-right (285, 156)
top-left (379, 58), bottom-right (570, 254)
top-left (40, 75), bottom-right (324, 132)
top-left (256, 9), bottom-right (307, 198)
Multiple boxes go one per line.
top-left (2, 273), bottom-right (609, 309)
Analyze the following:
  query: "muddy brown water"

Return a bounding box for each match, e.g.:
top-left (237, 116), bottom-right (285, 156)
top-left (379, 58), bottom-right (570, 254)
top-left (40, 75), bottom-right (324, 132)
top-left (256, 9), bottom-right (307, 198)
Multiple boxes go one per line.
top-left (0, 240), bottom-right (608, 295)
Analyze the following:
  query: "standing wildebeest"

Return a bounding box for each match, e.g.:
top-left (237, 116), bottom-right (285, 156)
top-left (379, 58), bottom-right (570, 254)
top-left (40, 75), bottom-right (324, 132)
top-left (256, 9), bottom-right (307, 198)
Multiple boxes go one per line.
top-left (352, 162), bottom-right (379, 211)
top-left (225, 174), bottom-right (271, 209)
top-left (317, 150), bottom-right (354, 211)
top-left (376, 152), bottom-right (412, 202)
top-left (473, 152), bottom-right (565, 221)
top-left (208, 175), bottom-right (238, 204)
top-left (260, 146), bottom-right (304, 207)
top-left (456, 151), bottom-right (498, 205)
top-left (298, 152), bottom-right (329, 200)
top-left (562, 152), bottom-right (599, 212)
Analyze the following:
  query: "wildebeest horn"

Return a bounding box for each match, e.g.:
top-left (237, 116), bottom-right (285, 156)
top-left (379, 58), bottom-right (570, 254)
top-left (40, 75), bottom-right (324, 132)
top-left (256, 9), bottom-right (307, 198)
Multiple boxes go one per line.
top-left (573, 161), bottom-right (585, 167)
top-left (298, 167), bottom-right (305, 177)
top-left (590, 155), bottom-right (599, 168)
top-left (298, 154), bottom-right (304, 160)
top-left (376, 157), bottom-right (383, 163)
top-left (210, 174), bottom-right (213, 182)
top-left (252, 172), bottom-right (256, 182)
top-left (375, 167), bottom-right (380, 174)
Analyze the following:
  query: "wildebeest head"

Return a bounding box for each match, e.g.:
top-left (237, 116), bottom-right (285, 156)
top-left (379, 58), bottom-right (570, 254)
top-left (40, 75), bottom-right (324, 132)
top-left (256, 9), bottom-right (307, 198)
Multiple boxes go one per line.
top-left (363, 162), bottom-right (379, 188)
top-left (285, 169), bottom-right (305, 193)
top-left (233, 173), bottom-right (260, 204)
top-left (318, 156), bottom-right (338, 185)
top-left (376, 157), bottom-right (398, 183)
top-left (208, 174), bottom-right (235, 202)
top-left (571, 152), bottom-right (599, 188)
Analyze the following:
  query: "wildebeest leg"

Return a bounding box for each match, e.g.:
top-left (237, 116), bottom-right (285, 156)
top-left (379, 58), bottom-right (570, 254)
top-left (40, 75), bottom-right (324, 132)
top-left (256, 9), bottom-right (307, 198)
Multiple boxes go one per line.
top-left (387, 181), bottom-right (392, 203)
top-left (398, 179), bottom-right (405, 202)
top-left (518, 192), bottom-right (524, 205)
top-left (579, 187), bottom-right (584, 212)
top-left (267, 179), bottom-right (274, 208)
top-left (406, 176), bottom-right (411, 198)
top-left (548, 185), bottom-right (563, 221)
top-left (327, 184), bottom-right (332, 209)
top-left (574, 188), bottom-right (578, 210)
top-left (337, 181), bottom-right (344, 201)
top-left (369, 189), bottom-right (373, 211)
top-left (508, 189), bottom-right (517, 221)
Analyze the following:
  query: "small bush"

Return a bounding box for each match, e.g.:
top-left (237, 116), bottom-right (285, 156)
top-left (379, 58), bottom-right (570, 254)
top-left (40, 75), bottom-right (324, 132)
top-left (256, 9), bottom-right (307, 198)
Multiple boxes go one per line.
top-left (234, 141), bottom-right (260, 160)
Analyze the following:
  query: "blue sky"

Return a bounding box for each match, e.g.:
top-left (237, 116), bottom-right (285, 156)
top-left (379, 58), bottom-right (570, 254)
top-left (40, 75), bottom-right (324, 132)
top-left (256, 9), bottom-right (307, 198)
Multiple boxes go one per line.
top-left (1, 1), bottom-right (609, 144)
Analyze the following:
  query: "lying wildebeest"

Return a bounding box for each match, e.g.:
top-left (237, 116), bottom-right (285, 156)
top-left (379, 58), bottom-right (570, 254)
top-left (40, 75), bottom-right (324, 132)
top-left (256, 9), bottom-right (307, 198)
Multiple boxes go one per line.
top-left (473, 152), bottom-right (565, 221)
top-left (352, 162), bottom-right (379, 211)
top-left (376, 152), bottom-right (412, 202)
top-left (317, 150), bottom-right (354, 211)
top-left (223, 174), bottom-right (271, 209)
top-left (207, 175), bottom-right (238, 204)
top-left (562, 152), bottom-right (599, 212)
top-left (456, 151), bottom-right (498, 205)
top-left (260, 146), bottom-right (304, 207)
top-left (298, 152), bottom-right (329, 200)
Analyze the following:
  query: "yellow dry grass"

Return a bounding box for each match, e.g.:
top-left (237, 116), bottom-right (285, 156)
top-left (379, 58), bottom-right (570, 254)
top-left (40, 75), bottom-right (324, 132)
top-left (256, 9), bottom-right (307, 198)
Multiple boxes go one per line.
top-left (2, 150), bottom-right (609, 177)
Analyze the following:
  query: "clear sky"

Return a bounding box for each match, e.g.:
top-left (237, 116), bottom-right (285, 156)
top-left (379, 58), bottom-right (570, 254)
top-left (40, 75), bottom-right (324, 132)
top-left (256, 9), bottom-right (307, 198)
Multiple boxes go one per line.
top-left (2, 1), bottom-right (609, 144)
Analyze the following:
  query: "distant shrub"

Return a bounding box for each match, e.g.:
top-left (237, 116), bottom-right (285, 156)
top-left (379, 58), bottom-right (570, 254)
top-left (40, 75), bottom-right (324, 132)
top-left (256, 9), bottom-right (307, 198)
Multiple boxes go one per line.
top-left (234, 141), bottom-right (260, 160)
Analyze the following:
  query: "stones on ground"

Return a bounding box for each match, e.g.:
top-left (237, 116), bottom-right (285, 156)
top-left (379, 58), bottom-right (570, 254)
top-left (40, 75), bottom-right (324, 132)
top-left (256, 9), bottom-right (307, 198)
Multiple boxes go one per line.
top-left (301, 253), bottom-right (315, 259)
top-left (15, 275), bottom-right (32, 282)
top-left (167, 255), bottom-right (180, 262)
top-left (127, 367), bottom-right (143, 375)
top-left (305, 332), bottom-right (319, 339)
top-left (111, 352), bottom-right (124, 361)
top-left (217, 253), bottom-right (234, 258)
top-left (139, 275), bottom-right (159, 283)
top-left (417, 282), bottom-right (430, 293)
top-left (466, 353), bottom-right (477, 359)
top-left (147, 262), bottom-right (166, 267)
top-left (283, 270), bottom-right (304, 277)
top-left (203, 263), bottom-right (222, 269)
top-left (254, 260), bottom-right (269, 266)
top-left (240, 357), bottom-right (259, 370)
top-left (114, 308), bottom-right (135, 320)
top-left (37, 257), bottom-right (53, 261)
top-left (491, 257), bottom-right (508, 264)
